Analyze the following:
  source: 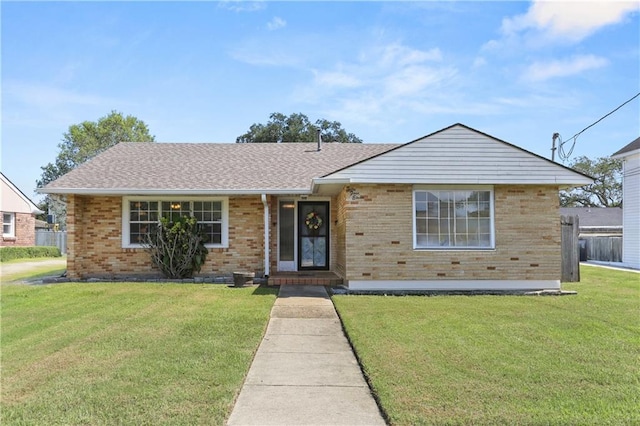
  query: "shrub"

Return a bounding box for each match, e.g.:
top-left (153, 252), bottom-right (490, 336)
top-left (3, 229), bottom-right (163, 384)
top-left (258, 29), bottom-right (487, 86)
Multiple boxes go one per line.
top-left (0, 246), bottom-right (62, 262)
top-left (144, 216), bottom-right (208, 279)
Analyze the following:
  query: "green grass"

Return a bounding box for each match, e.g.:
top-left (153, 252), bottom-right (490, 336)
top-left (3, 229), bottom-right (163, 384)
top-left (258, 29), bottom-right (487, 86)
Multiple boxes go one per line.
top-left (1, 282), bottom-right (277, 425)
top-left (0, 257), bottom-right (67, 283)
top-left (333, 266), bottom-right (640, 425)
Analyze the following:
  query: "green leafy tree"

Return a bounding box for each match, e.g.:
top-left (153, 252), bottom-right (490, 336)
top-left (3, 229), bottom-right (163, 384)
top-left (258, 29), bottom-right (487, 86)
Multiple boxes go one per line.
top-left (561, 156), bottom-right (622, 207)
top-left (236, 112), bottom-right (362, 143)
top-left (37, 111), bottom-right (155, 229)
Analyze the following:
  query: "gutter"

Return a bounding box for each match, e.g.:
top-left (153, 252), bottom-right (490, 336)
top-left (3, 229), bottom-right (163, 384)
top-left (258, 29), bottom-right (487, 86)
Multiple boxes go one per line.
top-left (36, 188), bottom-right (313, 196)
top-left (261, 194), bottom-right (270, 277)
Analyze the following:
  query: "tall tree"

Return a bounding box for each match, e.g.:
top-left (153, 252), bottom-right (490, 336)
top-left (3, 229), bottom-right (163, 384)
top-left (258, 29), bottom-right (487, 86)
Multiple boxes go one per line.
top-left (560, 156), bottom-right (622, 207)
top-left (37, 111), bottom-right (155, 229)
top-left (236, 112), bottom-right (363, 143)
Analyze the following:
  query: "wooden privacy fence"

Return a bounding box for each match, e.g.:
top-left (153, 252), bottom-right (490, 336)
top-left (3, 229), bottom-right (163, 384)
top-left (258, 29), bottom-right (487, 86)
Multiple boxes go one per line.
top-left (35, 230), bottom-right (67, 254)
top-left (561, 215), bottom-right (580, 282)
top-left (581, 236), bottom-right (622, 262)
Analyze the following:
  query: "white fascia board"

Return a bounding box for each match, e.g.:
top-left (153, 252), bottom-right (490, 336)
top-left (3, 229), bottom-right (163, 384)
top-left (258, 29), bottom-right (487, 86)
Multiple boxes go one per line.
top-left (348, 279), bottom-right (561, 291)
top-left (310, 177), bottom-right (351, 193)
top-left (312, 177), bottom-right (351, 186)
top-left (315, 176), bottom-right (592, 186)
top-left (37, 188), bottom-right (312, 196)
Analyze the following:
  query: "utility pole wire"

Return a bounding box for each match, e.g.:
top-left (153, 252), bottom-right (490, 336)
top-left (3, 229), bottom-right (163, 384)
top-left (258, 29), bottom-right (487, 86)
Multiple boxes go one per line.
top-left (568, 92), bottom-right (639, 141)
top-left (556, 92), bottom-right (640, 162)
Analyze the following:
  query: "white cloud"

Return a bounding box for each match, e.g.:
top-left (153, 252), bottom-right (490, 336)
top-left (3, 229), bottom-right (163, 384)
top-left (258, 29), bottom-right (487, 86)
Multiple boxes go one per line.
top-left (313, 70), bottom-right (362, 88)
top-left (523, 54), bottom-right (609, 81)
top-left (218, 1), bottom-right (266, 13)
top-left (502, 0), bottom-right (639, 42)
top-left (472, 57), bottom-right (487, 68)
top-left (292, 41), bottom-right (459, 128)
top-left (377, 44), bottom-right (442, 67)
top-left (384, 65), bottom-right (455, 97)
top-left (303, 42), bottom-right (452, 95)
top-left (267, 16), bottom-right (286, 31)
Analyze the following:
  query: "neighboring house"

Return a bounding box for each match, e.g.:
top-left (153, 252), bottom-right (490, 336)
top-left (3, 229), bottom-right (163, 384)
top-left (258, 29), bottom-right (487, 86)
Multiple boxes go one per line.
top-left (560, 207), bottom-right (623, 263)
top-left (1, 172), bottom-right (44, 247)
top-left (612, 137), bottom-right (640, 269)
top-left (38, 123), bottom-right (592, 290)
top-left (559, 207), bottom-right (622, 237)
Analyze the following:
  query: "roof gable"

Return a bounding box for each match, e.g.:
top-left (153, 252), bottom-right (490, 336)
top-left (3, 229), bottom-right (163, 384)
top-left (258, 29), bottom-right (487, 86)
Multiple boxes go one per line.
top-left (1, 172), bottom-right (43, 214)
top-left (316, 124), bottom-right (593, 187)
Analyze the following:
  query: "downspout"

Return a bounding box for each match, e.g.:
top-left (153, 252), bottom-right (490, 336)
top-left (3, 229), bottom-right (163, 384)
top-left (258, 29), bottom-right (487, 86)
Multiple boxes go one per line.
top-left (261, 194), bottom-right (270, 277)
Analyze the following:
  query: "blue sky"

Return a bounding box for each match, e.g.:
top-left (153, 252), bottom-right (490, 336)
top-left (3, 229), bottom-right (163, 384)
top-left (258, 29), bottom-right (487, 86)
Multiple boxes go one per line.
top-left (2, 1), bottom-right (639, 202)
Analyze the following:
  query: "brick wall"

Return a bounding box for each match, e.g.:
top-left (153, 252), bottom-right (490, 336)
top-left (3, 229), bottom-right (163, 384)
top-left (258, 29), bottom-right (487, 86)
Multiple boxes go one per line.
top-left (67, 194), bottom-right (266, 279)
top-left (65, 186), bottom-right (560, 281)
top-left (341, 184), bottom-right (561, 282)
top-left (0, 212), bottom-right (36, 246)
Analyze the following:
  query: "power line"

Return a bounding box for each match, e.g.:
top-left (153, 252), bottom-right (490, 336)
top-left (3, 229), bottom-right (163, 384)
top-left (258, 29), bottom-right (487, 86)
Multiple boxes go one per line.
top-left (555, 92), bottom-right (640, 162)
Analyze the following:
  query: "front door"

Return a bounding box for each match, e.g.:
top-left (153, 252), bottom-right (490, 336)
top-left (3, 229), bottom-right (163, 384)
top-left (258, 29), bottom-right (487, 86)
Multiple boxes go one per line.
top-left (298, 201), bottom-right (329, 270)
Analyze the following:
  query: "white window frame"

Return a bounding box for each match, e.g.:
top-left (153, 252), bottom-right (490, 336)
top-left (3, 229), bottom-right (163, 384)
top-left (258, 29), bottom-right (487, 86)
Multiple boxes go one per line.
top-left (3, 212), bottom-right (15, 238)
top-left (413, 185), bottom-right (495, 250)
top-left (122, 196), bottom-right (229, 249)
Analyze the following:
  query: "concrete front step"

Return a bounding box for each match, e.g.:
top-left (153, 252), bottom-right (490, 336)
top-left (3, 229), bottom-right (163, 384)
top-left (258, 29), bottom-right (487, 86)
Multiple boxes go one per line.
top-left (268, 273), bottom-right (343, 286)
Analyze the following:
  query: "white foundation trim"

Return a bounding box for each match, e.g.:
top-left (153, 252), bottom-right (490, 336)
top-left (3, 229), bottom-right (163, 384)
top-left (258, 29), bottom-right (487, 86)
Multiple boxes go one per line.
top-left (347, 279), bottom-right (561, 291)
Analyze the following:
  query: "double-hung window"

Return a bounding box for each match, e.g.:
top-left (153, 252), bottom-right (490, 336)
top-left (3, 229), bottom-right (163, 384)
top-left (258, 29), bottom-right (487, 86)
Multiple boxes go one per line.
top-left (123, 197), bottom-right (228, 248)
top-left (413, 187), bottom-right (494, 249)
top-left (3, 212), bottom-right (15, 238)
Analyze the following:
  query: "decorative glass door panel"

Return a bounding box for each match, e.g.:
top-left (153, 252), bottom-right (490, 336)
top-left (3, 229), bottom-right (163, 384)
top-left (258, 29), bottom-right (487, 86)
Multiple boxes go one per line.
top-left (298, 201), bottom-right (329, 270)
top-left (278, 200), bottom-right (296, 271)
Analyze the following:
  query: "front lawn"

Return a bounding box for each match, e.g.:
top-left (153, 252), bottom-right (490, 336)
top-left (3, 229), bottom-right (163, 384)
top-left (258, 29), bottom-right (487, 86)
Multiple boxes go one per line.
top-left (0, 257), bottom-right (67, 283)
top-left (333, 266), bottom-right (639, 425)
top-left (1, 283), bottom-right (277, 425)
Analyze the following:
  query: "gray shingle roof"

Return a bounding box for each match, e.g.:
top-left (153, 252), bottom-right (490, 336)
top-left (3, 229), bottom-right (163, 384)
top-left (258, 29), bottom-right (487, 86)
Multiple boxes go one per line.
top-left (612, 136), bottom-right (640, 157)
top-left (560, 207), bottom-right (622, 227)
top-left (41, 142), bottom-right (399, 195)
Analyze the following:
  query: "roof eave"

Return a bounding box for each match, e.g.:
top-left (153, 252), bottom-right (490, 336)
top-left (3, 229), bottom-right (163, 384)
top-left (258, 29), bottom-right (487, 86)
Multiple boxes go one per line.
top-left (612, 148), bottom-right (640, 159)
top-left (313, 177), bottom-right (594, 187)
top-left (37, 188), bottom-right (313, 196)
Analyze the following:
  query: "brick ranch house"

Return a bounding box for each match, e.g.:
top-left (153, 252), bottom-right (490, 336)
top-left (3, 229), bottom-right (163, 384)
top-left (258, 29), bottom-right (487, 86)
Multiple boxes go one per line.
top-left (1, 172), bottom-right (44, 247)
top-left (39, 123), bottom-right (592, 291)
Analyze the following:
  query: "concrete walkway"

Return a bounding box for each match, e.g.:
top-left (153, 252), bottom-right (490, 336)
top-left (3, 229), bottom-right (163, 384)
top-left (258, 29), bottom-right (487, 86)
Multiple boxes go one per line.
top-left (227, 285), bottom-right (386, 426)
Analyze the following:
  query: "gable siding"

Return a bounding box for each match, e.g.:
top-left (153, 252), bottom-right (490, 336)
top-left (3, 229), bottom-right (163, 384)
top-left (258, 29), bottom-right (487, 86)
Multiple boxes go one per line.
top-left (323, 126), bottom-right (592, 185)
